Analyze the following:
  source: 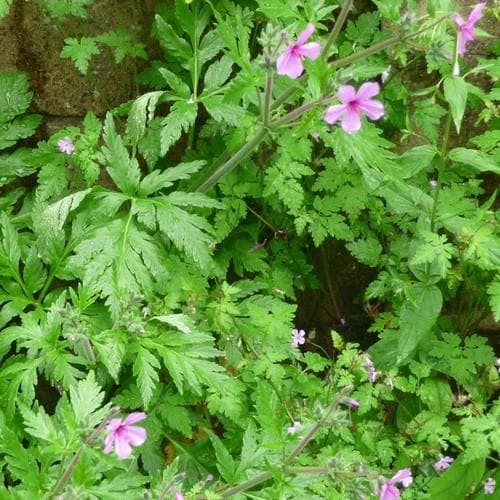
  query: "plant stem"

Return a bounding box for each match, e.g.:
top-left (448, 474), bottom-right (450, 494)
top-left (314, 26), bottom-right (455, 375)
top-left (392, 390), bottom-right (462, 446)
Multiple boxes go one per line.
top-left (271, 97), bottom-right (328, 129)
top-left (50, 407), bottom-right (121, 497)
top-left (320, 245), bottom-right (343, 323)
top-left (330, 15), bottom-right (449, 69)
top-left (263, 70), bottom-right (274, 127)
top-left (323, 0), bottom-right (354, 58)
top-left (430, 110), bottom-right (452, 232)
top-left (194, 128), bottom-right (268, 192)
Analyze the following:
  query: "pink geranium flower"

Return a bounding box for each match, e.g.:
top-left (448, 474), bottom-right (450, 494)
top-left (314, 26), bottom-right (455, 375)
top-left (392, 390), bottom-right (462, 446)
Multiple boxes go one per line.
top-left (324, 83), bottom-right (384, 134)
top-left (276, 23), bottom-right (321, 79)
top-left (379, 468), bottom-right (413, 500)
top-left (434, 456), bottom-right (454, 471)
top-left (57, 137), bottom-right (75, 155)
top-left (291, 328), bottom-right (306, 347)
top-left (103, 412), bottom-right (147, 459)
top-left (453, 3), bottom-right (486, 56)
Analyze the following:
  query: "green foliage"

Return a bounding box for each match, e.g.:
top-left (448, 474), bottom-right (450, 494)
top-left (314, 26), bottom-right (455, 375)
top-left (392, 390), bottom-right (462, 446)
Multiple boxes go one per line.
top-left (0, 1), bottom-right (498, 498)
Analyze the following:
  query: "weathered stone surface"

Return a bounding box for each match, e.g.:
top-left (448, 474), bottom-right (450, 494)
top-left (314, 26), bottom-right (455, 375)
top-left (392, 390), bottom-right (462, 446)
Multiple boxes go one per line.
top-left (0, 0), bottom-right (156, 121)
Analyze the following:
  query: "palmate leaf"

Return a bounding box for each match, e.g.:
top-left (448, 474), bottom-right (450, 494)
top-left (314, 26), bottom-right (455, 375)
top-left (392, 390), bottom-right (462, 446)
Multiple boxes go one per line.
top-left (142, 329), bottom-right (228, 397)
top-left (133, 195), bottom-right (215, 269)
top-left (69, 371), bottom-right (110, 429)
top-left (67, 214), bottom-right (168, 316)
top-left (61, 37), bottom-right (100, 74)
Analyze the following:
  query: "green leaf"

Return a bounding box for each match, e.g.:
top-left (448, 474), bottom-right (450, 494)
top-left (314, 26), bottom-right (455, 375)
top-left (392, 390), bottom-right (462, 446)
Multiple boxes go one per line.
top-left (18, 403), bottom-right (60, 442)
top-left (127, 91), bottom-right (164, 146)
top-left (97, 28), bottom-right (147, 63)
top-left (417, 377), bottom-right (452, 415)
top-left (397, 285), bottom-right (442, 364)
top-left (203, 96), bottom-right (245, 126)
top-left (398, 145), bottom-right (437, 178)
top-left (443, 76), bottom-right (468, 133)
top-left (0, 114), bottom-right (42, 150)
top-left (160, 101), bottom-right (198, 155)
top-left (155, 14), bottom-right (192, 61)
top-left (0, 72), bottom-right (33, 123)
top-left (158, 68), bottom-right (191, 98)
top-left (70, 371), bottom-right (109, 428)
top-left (103, 113), bottom-right (141, 195)
top-left (487, 278), bottom-right (500, 322)
top-left (204, 55), bottom-right (233, 90)
top-left (449, 148), bottom-right (500, 174)
top-left (133, 346), bottom-right (160, 408)
top-left (138, 161), bottom-right (205, 197)
top-left (61, 37), bottom-right (100, 74)
top-left (0, 0), bottom-right (13, 18)
top-left (428, 455), bottom-right (485, 500)
top-left (0, 212), bottom-right (21, 274)
top-left (209, 433), bottom-right (236, 483)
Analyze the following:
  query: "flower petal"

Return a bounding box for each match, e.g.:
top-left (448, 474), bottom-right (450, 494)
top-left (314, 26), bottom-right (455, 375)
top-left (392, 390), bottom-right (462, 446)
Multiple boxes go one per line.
top-left (391, 468), bottom-right (413, 487)
top-left (358, 99), bottom-right (384, 120)
top-left (106, 418), bottom-right (124, 431)
top-left (122, 425), bottom-right (147, 447)
top-left (453, 14), bottom-right (465, 27)
top-left (123, 412), bottom-right (147, 425)
top-left (297, 42), bottom-right (321, 60)
top-left (341, 109), bottom-right (361, 134)
top-left (103, 433), bottom-right (115, 454)
top-left (337, 85), bottom-right (356, 104)
top-left (114, 436), bottom-right (133, 459)
top-left (296, 23), bottom-right (315, 45)
top-left (277, 52), bottom-right (304, 79)
top-left (467, 2), bottom-right (486, 26)
top-left (324, 104), bottom-right (347, 124)
top-left (379, 481), bottom-right (400, 500)
top-left (356, 81), bottom-right (380, 101)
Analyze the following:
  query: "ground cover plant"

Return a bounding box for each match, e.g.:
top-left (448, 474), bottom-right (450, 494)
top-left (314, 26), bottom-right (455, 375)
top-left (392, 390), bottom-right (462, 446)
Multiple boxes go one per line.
top-left (0, 0), bottom-right (499, 498)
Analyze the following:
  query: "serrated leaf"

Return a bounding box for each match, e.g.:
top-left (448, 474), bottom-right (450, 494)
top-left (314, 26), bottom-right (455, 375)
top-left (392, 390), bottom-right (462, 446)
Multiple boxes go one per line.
top-left (204, 55), bottom-right (233, 90)
top-left (209, 434), bottom-right (236, 482)
top-left (449, 148), bottom-right (500, 174)
top-left (133, 346), bottom-right (160, 408)
top-left (160, 101), bottom-right (198, 155)
top-left (61, 37), bottom-right (100, 74)
top-left (158, 68), bottom-right (191, 98)
top-left (70, 371), bottom-right (108, 428)
top-left (443, 76), bottom-right (468, 133)
top-left (138, 161), bottom-right (205, 197)
top-left (103, 113), bottom-right (141, 195)
top-left (397, 285), bottom-right (442, 364)
top-left (127, 91), bottom-right (164, 146)
top-left (155, 15), bottom-right (192, 61)
top-left (487, 279), bottom-right (500, 322)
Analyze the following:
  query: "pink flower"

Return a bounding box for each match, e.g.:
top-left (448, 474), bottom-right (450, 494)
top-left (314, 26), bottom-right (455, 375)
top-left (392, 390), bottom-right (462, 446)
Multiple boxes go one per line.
top-left (287, 421), bottom-right (302, 434)
top-left (379, 468), bottom-right (413, 500)
top-left (103, 412), bottom-right (147, 459)
top-left (324, 83), bottom-right (384, 134)
top-left (276, 23), bottom-right (321, 79)
top-left (174, 493), bottom-right (185, 500)
top-left (364, 356), bottom-right (377, 383)
top-left (57, 137), bottom-right (75, 155)
top-left (291, 329), bottom-right (306, 347)
top-left (341, 397), bottom-right (360, 409)
top-left (453, 3), bottom-right (486, 56)
top-left (484, 477), bottom-right (496, 495)
top-left (434, 456), bottom-right (454, 471)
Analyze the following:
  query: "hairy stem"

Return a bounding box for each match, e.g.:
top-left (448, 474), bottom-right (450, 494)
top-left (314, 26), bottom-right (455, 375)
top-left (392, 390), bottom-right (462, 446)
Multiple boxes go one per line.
top-left (194, 128), bottom-right (268, 192)
top-left (323, 0), bottom-right (354, 58)
top-left (263, 70), bottom-right (274, 127)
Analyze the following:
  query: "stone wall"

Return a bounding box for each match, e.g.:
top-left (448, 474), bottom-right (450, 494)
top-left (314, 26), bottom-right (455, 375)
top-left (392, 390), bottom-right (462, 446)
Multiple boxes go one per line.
top-left (0, 0), bottom-right (156, 134)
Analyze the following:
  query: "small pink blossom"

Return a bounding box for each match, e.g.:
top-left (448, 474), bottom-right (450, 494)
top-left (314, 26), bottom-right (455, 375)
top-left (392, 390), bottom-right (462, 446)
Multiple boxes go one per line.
top-left (103, 412), bottom-right (147, 459)
top-left (453, 3), bottom-right (486, 56)
top-left (434, 456), bottom-right (454, 471)
top-left (324, 83), bottom-right (384, 134)
top-left (276, 23), bottom-right (321, 79)
top-left (291, 329), bottom-right (306, 348)
top-left (174, 493), bottom-right (185, 500)
top-left (341, 397), bottom-right (360, 409)
top-left (287, 421), bottom-right (302, 434)
top-left (484, 477), bottom-right (496, 495)
top-left (364, 356), bottom-right (377, 383)
top-left (379, 468), bottom-right (413, 500)
top-left (57, 137), bottom-right (75, 155)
